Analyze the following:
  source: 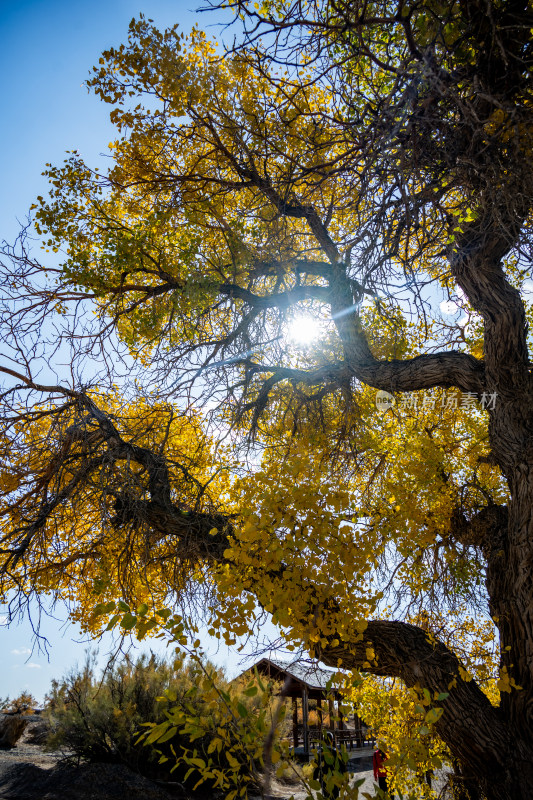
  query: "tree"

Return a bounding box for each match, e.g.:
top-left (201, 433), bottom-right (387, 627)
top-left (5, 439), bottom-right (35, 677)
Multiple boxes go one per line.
top-left (1, 3), bottom-right (533, 796)
top-left (1, 691), bottom-right (38, 715)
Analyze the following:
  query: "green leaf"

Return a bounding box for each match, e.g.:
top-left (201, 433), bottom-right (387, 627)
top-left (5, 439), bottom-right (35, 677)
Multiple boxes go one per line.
top-left (226, 751), bottom-right (240, 769)
top-left (157, 726), bottom-right (178, 743)
top-left (137, 617), bottom-right (158, 638)
top-left (120, 612), bottom-right (137, 630)
top-left (144, 721), bottom-right (171, 745)
top-left (188, 757), bottom-right (206, 768)
top-left (106, 614), bottom-right (120, 631)
top-left (425, 707), bottom-right (444, 725)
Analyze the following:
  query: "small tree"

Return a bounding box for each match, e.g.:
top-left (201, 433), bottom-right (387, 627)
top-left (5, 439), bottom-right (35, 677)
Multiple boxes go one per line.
top-left (1, 692), bottom-right (39, 715)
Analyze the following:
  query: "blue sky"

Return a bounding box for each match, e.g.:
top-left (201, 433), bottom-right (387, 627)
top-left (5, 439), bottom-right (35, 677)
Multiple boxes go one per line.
top-left (1, 0), bottom-right (228, 242)
top-left (0, 0), bottom-right (259, 703)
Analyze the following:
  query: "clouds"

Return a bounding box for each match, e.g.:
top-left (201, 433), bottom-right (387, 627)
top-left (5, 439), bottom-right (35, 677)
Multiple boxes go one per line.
top-left (440, 300), bottom-right (459, 315)
top-left (440, 286), bottom-right (469, 316)
top-left (0, 615), bottom-right (8, 626)
top-left (9, 647), bottom-right (41, 668)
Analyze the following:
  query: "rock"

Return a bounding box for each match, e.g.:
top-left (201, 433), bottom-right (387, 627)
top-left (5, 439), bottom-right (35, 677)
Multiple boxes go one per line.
top-left (0, 714), bottom-right (28, 748)
top-left (0, 762), bottom-right (193, 800)
top-left (21, 716), bottom-right (51, 745)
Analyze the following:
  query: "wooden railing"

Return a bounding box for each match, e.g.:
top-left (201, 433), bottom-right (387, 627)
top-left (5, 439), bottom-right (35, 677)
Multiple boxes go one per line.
top-left (303, 727), bottom-right (376, 749)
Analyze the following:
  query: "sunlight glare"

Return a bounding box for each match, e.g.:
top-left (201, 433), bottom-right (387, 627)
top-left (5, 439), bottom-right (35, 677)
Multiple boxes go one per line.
top-left (287, 315), bottom-right (320, 346)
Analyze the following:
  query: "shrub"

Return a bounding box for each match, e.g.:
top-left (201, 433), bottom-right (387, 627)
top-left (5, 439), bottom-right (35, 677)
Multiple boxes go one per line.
top-left (43, 652), bottom-right (289, 797)
top-left (44, 652), bottom-right (178, 774)
top-left (141, 665), bottom-right (279, 797)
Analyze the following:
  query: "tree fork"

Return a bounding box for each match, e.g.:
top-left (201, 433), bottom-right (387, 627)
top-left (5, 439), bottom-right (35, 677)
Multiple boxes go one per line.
top-left (317, 621), bottom-right (533, 800)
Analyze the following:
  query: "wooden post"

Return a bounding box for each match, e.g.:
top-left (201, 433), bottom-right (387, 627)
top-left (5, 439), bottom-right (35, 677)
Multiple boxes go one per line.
top-left (317, 696), bottom-right (323, 734)
top-left (328, 696), bottom-right (335, 731)
top-left (354, 712), bottom-right (362, 747)
top-left (338, 697), bottom-right (344, 730)
top-left (292, 698), bottom-right (298, 749)
top-left (302, 687), bottom-right (309, 755)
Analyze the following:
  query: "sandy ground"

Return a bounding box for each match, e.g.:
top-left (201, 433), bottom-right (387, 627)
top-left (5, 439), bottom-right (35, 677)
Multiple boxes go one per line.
top-left (0, 726), bottom-right (381, 800)
top-left (261, 770), bottom-right (378, 799)
top-left (0, 739), bottom-right (63, 777)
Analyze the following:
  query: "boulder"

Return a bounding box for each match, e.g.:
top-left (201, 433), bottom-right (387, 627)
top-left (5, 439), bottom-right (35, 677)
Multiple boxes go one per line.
top-left (0, 714), bottom-right (28, 748)
top-left (21, 716), bottom-right (51, 745)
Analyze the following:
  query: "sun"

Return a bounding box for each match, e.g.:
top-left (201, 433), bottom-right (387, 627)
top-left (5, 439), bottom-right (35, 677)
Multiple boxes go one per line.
top-left (287, 315), bottom-right (320, 346)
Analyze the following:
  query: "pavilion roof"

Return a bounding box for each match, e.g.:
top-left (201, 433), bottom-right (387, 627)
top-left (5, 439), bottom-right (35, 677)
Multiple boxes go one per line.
top-left (244, 657), bottom-right (343, 699)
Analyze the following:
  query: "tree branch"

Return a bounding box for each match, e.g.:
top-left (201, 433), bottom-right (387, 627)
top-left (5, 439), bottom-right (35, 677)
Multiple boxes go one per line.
top-left (219, 283), bottom-right (330, 309)
top-left (318, 620), bottom-right (510, 786)
top-left (349, 351), bottom-right (486, 394)
top-left (450, 504), bottom-right (508, 550)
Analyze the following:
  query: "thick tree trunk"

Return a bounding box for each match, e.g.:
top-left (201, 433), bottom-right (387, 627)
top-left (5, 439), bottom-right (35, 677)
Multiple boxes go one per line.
top-left (319, 616), bottom-right (533, 800)
top-left (497, 488), bottom-right (533, 713)
top-left (438, 191), bottom-right (533, 797)
top-left (453, 728), bottom-right (533, 800)
top-left (477, 479), bottom-right (533, 799)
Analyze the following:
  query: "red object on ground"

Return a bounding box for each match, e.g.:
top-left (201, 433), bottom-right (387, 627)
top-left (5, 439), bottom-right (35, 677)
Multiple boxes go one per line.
top-left (373, 748), bottom-right (388, 780)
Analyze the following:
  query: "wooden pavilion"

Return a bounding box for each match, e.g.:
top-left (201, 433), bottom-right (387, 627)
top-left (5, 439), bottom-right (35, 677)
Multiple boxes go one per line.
top-left (246, 657), bottom-right (370, 755)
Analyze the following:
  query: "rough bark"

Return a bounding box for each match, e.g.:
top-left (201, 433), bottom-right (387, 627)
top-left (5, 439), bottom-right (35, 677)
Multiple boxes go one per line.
top-left (317, 621), bottom-right (533, 800)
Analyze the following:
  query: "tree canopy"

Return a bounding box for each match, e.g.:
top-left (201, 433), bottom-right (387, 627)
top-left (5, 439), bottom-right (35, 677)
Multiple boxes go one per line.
top-left (2, 2), bottom-right (533, 797)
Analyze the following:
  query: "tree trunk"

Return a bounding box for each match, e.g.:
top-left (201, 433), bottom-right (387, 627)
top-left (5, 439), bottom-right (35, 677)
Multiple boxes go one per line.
top-left (449, 726), bottom-right (533, 800)
top-left (315, 606), bottom-right (533, 800)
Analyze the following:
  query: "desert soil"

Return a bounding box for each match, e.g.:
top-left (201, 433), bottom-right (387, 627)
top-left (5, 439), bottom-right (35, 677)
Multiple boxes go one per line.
top-left (0, 737), bottom-right (63, 776)
top-left (0, 723), bottom-right (380, 800)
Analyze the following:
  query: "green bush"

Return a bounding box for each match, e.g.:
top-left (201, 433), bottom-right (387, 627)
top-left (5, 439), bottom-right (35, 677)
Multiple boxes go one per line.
top-left (44, 652), bottom-right (288, 797)
top-left (45, 652), bottom-right (185, 775)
